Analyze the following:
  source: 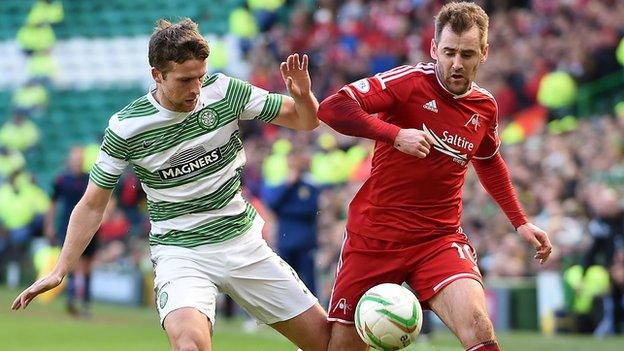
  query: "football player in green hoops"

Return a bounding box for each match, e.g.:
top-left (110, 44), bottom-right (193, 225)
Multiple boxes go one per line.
top-left (12, 18), bottom-right (330, 351)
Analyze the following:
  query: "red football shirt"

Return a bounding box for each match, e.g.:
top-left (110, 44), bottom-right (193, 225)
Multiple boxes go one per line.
top-left (340, 62), bottom-right (500, 244)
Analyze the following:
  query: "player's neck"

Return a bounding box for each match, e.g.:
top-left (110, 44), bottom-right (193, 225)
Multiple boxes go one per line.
top-left (152, 87), bottom-right (182, 113)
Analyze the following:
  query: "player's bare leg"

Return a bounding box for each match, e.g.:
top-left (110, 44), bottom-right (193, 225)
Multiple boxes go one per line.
top-left (270, 303), bottom-right (330, 351)
top-left (164, 307), bottom-right (212, 351)
top-left (429, 278), bottom-right (499, 350)
top-left (327, 322), bottom-right (367, 351)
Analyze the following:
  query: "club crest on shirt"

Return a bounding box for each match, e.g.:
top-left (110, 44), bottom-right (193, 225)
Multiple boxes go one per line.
top-left (198, 108), bottom-right (218, 130)
top-left (352, 79), bottom-right (370, 93)
top-left (464, 113), bottom-right (481, 132)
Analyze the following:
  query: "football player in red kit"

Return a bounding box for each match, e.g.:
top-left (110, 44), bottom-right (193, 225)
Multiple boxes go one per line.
top-left (317, 2), bottom-right (552, 351)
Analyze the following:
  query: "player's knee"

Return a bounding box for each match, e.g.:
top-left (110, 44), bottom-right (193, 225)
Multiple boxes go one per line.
top-left (457, 309), bottom-right (495, 345)
top-left (168, 326), bottom-right (210, 351)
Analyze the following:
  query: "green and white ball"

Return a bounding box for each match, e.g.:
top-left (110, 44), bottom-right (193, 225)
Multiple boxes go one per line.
top-left (354, 283), bottom-right (423, 350)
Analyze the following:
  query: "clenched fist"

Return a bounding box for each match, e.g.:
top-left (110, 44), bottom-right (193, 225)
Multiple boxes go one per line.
top-left (393, 128), bottom-right (435, 158)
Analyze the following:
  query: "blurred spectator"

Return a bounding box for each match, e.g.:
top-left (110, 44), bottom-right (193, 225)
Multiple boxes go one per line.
top-left (0, 112), bottom-right (40, 152)
top-left (537, 71), bottom-right (577, 110)
top-left (582, 184), bottom-right (624, 273)
top-left (0, 147), bottom-right (26, 178)
top-left (81, 142), bottom-right (100, 173)
top-left (248, 0), bottom-right (285, 32)
top-left (99, 197), bottom-right (130, 244)
top-left (310, 133), bottom-right (349, 185)
top-left (0, 171), bottom-right (46, 288)
top-left (262, 138), bottom-right (291, 186)
top-left (11, 80), bottom-right (49, 117)
top-left (25, 0), bottom-right (64, 27)
top-left (563, 264), bottom-right (611, 333)
top-left (16, 22), bottom-right (56, 56)
top-left (229, 4), bottom-right (259, 55)
top-left (582, 184), bottom-right (624, 336)
top-left (27, 50), bottom-right (58, 86)
top-left (115, 171), bottom-right (146, 237)
top-left (262, 148), bottom-right (321, 295)
top-left (44, 147), bottom-right (95, 316)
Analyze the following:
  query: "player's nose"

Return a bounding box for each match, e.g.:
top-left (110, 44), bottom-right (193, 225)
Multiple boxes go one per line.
top-left (451, 54), bottom-right (463, 70)
top-left (191, 79), bottom-right (202, 95)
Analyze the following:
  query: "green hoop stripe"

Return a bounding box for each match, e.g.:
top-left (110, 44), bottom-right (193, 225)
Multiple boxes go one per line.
top-left (117, 96), bottom-right (158, 120)
top-left (147, 169), bottom-right (242, 222)
top-left (89, 164), bottom-right (121, 189)
top-left (148, 203), bottom-right (257, 247)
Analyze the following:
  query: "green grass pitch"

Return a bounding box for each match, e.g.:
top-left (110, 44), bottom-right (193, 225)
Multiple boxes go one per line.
top-left (1, 287), bottom-right (623, 350)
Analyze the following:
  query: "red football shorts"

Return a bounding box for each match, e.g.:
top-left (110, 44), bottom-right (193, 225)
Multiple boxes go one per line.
top-left (327, 230), bottom-right (483, 324)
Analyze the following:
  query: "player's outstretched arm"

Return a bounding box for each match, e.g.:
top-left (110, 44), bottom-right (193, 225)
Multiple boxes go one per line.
top-left (472, 153), bottom-right (553, 264)
top-left (270, 53), bottom-right (320, 131)
top-left (11, 182), bottom-right (112, 310)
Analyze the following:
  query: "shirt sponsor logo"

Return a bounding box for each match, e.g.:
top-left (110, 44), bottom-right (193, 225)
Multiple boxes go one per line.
top-left (422, 124), bottom-right (472, 166)
top-left (157, 148), bottom-right (222, 180)
top-left (442, 131), bottom-right (474, 151)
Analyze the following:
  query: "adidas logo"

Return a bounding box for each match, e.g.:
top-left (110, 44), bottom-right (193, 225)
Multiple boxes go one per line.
top-left (423, 99), bottom-right (438, 113)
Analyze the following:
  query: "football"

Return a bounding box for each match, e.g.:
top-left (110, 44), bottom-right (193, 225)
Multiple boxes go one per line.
top-left (354, 283), bottom-right (423, 350)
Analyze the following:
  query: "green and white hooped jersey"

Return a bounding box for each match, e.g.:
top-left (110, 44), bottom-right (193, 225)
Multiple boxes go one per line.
top-left (90, 73), bottom-right (283, 247)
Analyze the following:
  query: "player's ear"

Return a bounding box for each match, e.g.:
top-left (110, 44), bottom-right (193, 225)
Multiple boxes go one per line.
top-left (430, 38), bottom-right (438, 60)
top-left (151, 67), bottom-right (163, 83)
top-left (480, 44), bottom-right (489, 63)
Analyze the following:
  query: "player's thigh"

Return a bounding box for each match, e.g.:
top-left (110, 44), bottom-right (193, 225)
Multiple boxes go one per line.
top-left (327, 322), bottom-right (367, 351)
top-left (224, 234), bottom-right (320, 327)
top-left (328, 231), bottom-right (407, 323)
top-left (164, 307), bottom-right (212, 351)
top-left (151, 245), bottom-right (220, 329)
top-left (406, 233), bottom-right (482, 306)
top-left (270, 303), bottom-right (330, 351)
top-left (227, 249), bottom-right (327, 349)
top-left (428, 278), bottom-right (495, 348)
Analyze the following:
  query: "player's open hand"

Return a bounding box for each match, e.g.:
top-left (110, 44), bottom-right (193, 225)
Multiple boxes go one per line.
top-left (393, 128), bottom-right (435, 158)
top-left (11, 273), bottom-right (64, 310)
top-left (517, 223), bottom-right (552, 264)
top-left (280, 53), bottom-right (311, 100)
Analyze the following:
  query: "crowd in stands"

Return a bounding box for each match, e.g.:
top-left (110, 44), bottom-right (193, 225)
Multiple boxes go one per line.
top-left (0, 0), bottom-right (63, 288)
top-left (1, 0), bottom-right (623, 335)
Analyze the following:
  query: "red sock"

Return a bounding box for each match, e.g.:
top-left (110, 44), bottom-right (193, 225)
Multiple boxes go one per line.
top-left (466, 340), bottom-right (501, 351)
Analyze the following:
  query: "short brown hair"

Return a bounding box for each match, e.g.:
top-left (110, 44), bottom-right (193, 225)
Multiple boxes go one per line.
top-left (148, 18), bottom-right (210, 76)
top-left (434, 2), bottom-right (489, 50)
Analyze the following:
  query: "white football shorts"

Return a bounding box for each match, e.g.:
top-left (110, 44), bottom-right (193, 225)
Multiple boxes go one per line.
top-left (150, 218), bottom-right (317, 328)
